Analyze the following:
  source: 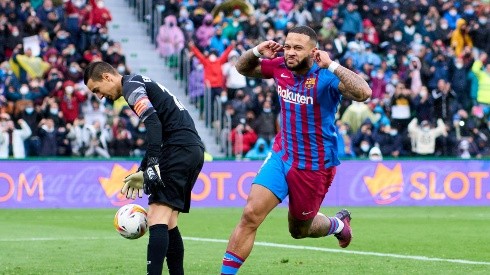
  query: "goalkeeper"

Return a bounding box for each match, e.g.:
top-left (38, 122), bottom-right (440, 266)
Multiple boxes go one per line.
top-left (84, 61), bottom-right (204, 275)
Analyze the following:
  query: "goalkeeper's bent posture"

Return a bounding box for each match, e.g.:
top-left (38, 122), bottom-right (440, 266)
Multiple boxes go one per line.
top-left (84, 61), bottom-right (204, 275)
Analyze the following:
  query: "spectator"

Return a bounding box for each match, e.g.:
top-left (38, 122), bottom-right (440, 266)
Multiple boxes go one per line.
top-left (222, 50), bottom-right (246, 100)
top-left (449, 55), bottom-right (472, 111)
top-left (10, 47), bottom-right (51, 84)
top-left (469, 15), bottom-right (490, 55)
top-left (339, 2), bottom-right (363, 41)
top-left (390, 83), bottom-right (412, 132)
top-left (156, 15), bottom-right (185, 66)
top-left (432, 79), bottom-right (458, 124)
top-left (373, 122), bottom-right (403, 158)
top-left (336, 120), bottom-right (355, 158)
top-left (472, 52), bottom-right (490, 105)
top-left (230, 118), bottom-right (258, 157)
top-left (351, 119), bottom-right (375, 158)
top-left (443, 6), bottom-right (460, 30)
top-left (252, 100), bottom-right (276, 144)
top-left (413, 86), bottom-right (433, 122)
top-left (109, 117), bottom-right (132, 157)
top-left (288, 1), bottom-right (312, 27)
top-left (341, 101), bottom-right (377, 133)
top-left (38, 117), bottom-right (58, 156)
top-left (20, 100), bottom-right (42, 156)
top-left (89, 0), bottom-right (112, 28)
top-left (222, 10), bottom-right (242, 42)
top-left (85, 120), bottom-right (110, 158)
top-left (368, 146), bottom-right (383, 161)
top-left (408, 118), bottom-right (447, 156)
top-left (55, 80), bottom-right (87, 124)
top-left (450, 18), bottom-right (473, 57)
top-left (318, 17), bottom-right (338, 44)
top-left (0, 115), bottom-right (31, 158)
top-left (131, 120), bottom-right (147, 157)
top-left (195, 13), bottom-right (215, 50)
top-left (244, 137), bottom-right (270, 159)
top-left (189, 40), bottom-right (234, 124)
top-left (66, 115), bottom-right (91, 157)
top-left (209, 26), bottom-right (227, 55)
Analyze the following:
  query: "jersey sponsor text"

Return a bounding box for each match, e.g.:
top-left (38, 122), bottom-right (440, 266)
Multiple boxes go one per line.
top-left (277, 85), bottom-right (313, 105)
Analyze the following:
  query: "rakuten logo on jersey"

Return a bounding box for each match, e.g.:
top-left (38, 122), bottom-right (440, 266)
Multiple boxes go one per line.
top-left (277, 86), bottom-right (313, 105)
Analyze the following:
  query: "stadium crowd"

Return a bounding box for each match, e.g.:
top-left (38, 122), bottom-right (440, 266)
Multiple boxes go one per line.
top-left (1, 0), bottom-right (490, 160)
top-left (0, 0), bottom-right (147, 159)
top-left (179, 0), bottom-right (490, 159)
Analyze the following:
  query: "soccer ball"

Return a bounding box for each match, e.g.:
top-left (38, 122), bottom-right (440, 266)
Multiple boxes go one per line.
top-left (114, 204), bottom-right (148, 239)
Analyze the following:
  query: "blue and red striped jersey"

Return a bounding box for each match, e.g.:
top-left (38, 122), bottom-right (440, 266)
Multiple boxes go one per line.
top-left (261, 57), bottom-right (341, 170)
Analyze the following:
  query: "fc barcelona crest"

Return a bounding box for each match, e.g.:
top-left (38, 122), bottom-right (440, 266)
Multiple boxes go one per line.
top-left (305, 77), bottom-right (316, 89)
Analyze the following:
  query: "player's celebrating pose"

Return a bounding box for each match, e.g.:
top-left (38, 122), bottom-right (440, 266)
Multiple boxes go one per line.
top-left (220, 26), bottom-right (372, 274)
top-left (84, 61), bottom-right (204, 275)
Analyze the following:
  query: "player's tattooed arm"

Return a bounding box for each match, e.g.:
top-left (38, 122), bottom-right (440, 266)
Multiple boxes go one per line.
top-left (336, 66), bottom-right (372, 102)
top-left (313, 49), bottom-right (371, 101)
top-left (235, 50), bottom-right (262, 78)
top-left (236, 41), bottom-right (283, 78)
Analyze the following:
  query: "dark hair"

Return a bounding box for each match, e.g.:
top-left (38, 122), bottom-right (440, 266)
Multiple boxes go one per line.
top-left (287, 25), bottom-right (318, 44)
top-left (83, 61), bottom-right (117, 85)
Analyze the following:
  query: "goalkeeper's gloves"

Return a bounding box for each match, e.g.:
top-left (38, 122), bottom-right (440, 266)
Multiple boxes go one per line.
top-left (143, 156), bottom-right (165, 195)
top-left (121, 170), bottom-right (144, 199)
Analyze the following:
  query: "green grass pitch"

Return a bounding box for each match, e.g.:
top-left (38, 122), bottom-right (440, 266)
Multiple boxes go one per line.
top-left (0, 207), bottom-right (489, 274)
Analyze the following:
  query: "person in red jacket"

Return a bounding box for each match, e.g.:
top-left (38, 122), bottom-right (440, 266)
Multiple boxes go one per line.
top-left (89, 0), bottom-right (112, 28)
top-left (55, 80), bottom-right (88, 124)
top-left (188, 40), bottom-right (235, 125)
top-left (230, 118), bottom-right (258, 158)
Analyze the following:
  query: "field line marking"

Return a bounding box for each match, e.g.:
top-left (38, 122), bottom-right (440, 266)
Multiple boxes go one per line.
top-left (2, 236), bottom-right (489, 266)
top-left (183, 237), bottom-right (490, 266)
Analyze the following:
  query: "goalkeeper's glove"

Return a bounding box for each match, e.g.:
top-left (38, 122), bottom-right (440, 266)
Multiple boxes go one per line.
top-left (121, 170), bottom-right (144, 199)
top-left (143, 156), bottom-right (165, 195)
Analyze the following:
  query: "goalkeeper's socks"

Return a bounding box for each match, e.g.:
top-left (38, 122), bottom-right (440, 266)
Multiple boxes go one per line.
top-left (326, 217), bottom-right (344, 236)
top-left (166, 226), bottom-right (184, 275)
top-left (221, 251), bottom-right (245, 275)
top-left (147, 224), bottom-right (169, 275)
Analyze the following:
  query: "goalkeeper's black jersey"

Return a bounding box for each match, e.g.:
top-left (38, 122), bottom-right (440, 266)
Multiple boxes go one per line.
top-left (122, 74), bottom-right (203, 147)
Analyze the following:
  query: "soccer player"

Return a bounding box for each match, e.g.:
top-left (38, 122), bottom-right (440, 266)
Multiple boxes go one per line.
top-left (220, 26), bottom-right (372, 274)
top-left (84, 61), bottom-right (204, 275)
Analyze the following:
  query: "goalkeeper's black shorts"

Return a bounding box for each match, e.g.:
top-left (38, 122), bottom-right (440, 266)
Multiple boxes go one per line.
top-left (148, 144), bottom-right (204, 213)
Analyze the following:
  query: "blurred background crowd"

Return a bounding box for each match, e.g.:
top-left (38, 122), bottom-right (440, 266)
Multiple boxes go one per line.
top-left (1, 0), bottom-right (490, 160)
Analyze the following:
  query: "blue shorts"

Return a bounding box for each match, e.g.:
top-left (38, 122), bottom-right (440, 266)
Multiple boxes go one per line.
top-left (253, 151), bottom-right (291, 202)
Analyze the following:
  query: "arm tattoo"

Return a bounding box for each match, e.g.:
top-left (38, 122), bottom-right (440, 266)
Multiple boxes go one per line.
top-left (235, 49), bottom-right (262, 78)
top-left (335, 66), bottom-right (372, 102)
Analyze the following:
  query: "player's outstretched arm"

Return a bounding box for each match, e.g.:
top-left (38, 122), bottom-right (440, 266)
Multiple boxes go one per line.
top-left (235, 40), bottom-right (283, 78)
top-left (313, 50), bottom-right (372, 102)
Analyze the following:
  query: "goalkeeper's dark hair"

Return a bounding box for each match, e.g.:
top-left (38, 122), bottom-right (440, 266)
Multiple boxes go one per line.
top-left (83, 61), bottom-right (118, 85)
top-left (288, 25), bottom-right (318, 44)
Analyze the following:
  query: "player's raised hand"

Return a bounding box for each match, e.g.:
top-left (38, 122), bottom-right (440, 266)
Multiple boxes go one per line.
top-left (313, 49), bottom-right (333, 69)
top-left (256, 40), bottom-right (283, 59)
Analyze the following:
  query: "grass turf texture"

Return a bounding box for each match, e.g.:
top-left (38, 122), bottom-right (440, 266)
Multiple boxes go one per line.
top-left (0, 207), bottom-right (489, 274)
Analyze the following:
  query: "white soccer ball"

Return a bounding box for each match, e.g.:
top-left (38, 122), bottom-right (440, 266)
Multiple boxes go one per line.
top-left (114, 204), bottom-right (148, 239)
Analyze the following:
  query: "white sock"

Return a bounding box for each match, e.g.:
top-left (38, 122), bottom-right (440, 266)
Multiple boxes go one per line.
top-left (333, 217), bottom-right (344, 234)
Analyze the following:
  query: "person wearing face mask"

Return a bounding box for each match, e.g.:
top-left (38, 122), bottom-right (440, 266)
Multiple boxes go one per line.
top-left (55, 80), bottom-right (88, 124)
top-left (156, 15), bottom-right (185, 68)
top-left (66, 62), bottom-right (84, 82)
top-left (222, 50), bottom-right (247, 100)
top-left (88, 0), bottom-right (112, 28)
top-left (408, 118), bottom-right (447, 156)
top-left (132, 121), bottom-right (147, 157)
top-left (468, 17), bottom-right (490, 55)
top-left (373, 122), bottom-right (403, 158)
top-left (195, 14), bottom-right (216, 49)
top-left (450, 18), bottom-right (473, 57)
top-left (43, 99), bottom-right (66, 127)
top-left (413, 86), bottom-right (434, 122)
top-left (189, 40), bottom-right (235, 126)
top-left (443, 7), bottom-right (461, 30)
top-left (0, 116), bottom-right (32, 159)
top-left (449, 57), bottom-right (472, 111)
top-left (20, 100), bottom-right (42, 156)
top-left (310, 1), bottom-right (325, 31)
top-left (253, 100), bottom-right (276, 143)
top-left (222, 12), bottom-right (243, 42)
